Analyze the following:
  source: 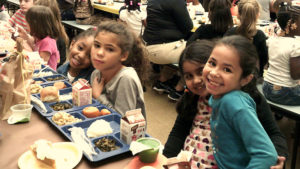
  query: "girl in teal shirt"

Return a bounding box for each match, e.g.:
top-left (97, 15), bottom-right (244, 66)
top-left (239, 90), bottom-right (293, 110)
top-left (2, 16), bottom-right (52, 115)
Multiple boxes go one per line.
top-left (202, 35), bottom-right (278, 169)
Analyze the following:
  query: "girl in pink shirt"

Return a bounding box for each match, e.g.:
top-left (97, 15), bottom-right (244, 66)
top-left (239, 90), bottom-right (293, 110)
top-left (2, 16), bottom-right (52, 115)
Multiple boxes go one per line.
top-left (25, 5), bottom-right (60, 70)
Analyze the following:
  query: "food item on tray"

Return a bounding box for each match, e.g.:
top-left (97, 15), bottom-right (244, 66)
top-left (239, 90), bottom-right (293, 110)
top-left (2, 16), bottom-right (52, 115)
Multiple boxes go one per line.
top-left (33, 71), bottom-right (54, 78)
top-left (53, 81), bottom-right (66, 90)
top-left (82, 106), bottom-right (101, 118)
top-left (52, 111), bottom-right (82, 126)
top-left (46, 76), bottom-right (65, 81)
top-left (95, 137), bottom-right (120, 152)
top-left (30, 84), bottom-right (43, 94)
top-left (31, 79), bottom-right (44, 84)
top-left (30, 139), bottom-right (56, 168)
top-left (86, 119), bottom-right (113, 138)
top-left (40, 86), bottom-right (59, 102)
top-left (50, 102), bottom-right (73, 111)
top-left (59, 93), bottom-right (72, 101)
top-left (100, 108), bottom-right (111, 116)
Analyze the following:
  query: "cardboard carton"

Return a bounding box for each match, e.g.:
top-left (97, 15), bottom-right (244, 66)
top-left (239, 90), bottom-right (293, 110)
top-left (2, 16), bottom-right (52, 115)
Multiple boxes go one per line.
top-left (72, 79), bottom-right (92, 106)
top-left (120, 108), bottom-right (146, 144)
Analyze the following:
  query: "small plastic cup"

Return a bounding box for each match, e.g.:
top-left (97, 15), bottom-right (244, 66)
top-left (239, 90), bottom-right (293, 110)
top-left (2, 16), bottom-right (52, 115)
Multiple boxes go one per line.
top-left (8, 104), bottom-right (33, 124)
top-left (137, 137), bottom-right (161, 163)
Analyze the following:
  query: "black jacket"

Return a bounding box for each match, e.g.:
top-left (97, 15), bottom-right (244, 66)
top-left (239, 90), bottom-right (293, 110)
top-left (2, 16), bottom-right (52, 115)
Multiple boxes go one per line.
top-left (143, 0), bottom-right (193, 45)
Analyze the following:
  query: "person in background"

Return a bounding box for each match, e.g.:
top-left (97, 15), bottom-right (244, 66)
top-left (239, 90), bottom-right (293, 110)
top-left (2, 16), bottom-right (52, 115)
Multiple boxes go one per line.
top-left (119, 0), bottom-right (147, 37)
top-left (57, 28), bottom-right (95, 83)
top-left (203, 35), bottom-right (277, 168)
top-left (34, 0), bottom-right (69, 67)
top-left (25, 6), bottom-right (60, 70)
top-left (143, 0), bottom-right (193, 101)
top-left (187, 0), bottom-right (233, 45)
top-left (9, 0), bottom-right (36, 34)
top-left (164, 40), bottom-right (288, 169)
top-left (225, 0), bottom-right (268, 77)
top-left (91, 21), bottom-right (149, 119)
top-left (57, 0), bottom-right (75, 20)
top-left (0, 0), bottom-right (9, 21)
top-left (263, 1), bottom-right (300, 105)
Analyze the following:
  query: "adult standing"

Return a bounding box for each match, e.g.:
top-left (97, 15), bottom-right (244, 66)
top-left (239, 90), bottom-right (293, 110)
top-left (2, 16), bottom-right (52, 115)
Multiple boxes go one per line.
top-left (143, 0), bottom-right (193, 100)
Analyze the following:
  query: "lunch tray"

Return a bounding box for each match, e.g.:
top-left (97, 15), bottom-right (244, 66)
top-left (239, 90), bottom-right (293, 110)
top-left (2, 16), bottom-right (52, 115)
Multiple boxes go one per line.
top-left (46, 112), bottom-right (131, 162)
top-left (32, 87), bottom-right (100, 117)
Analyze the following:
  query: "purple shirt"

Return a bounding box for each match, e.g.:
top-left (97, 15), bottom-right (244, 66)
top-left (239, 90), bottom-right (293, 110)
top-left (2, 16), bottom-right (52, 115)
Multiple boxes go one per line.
top-left (35, 36), bottom-right (59, 70)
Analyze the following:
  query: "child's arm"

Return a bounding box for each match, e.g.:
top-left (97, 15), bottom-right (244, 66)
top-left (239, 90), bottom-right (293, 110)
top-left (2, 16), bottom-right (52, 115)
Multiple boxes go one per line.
top-left (18, 27), bottom-right (35, 50)
top-left (163, 114), bottom-right (192, 158)
top-left (40, 51), bottom-right (51, 63)
top-left (231, 106), bottom-right (278, 169)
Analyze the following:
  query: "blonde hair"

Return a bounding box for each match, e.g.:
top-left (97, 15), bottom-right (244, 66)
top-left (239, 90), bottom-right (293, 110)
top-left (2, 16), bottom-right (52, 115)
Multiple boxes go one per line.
top-left (237, 0), bottom-right (260, 40)
top-left (34, 0), bottom-right (69, 45)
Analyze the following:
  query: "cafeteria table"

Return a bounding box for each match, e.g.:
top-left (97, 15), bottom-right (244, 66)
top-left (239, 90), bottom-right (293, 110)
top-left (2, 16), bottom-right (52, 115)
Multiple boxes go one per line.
top-left (0, 110), bottom-right (132, 169)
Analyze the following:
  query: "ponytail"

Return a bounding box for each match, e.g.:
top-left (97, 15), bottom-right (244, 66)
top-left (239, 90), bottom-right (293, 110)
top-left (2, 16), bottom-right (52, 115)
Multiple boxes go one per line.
top-left (237, 0), bottom-right (260, 40)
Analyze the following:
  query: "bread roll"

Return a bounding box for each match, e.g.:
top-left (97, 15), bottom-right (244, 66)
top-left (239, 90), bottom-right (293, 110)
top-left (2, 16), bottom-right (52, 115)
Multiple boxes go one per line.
top-left (53, 81), bottom-right (66, 90)
top-left (40, 86), bottom-right (59, 102)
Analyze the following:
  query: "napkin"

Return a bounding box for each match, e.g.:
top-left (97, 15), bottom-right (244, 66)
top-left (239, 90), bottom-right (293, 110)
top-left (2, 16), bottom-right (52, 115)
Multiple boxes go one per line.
top-left (129, 141), bottom-right (153, 155)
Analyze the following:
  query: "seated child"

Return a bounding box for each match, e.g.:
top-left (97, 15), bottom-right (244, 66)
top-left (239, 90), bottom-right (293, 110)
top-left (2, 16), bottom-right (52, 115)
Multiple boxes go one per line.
top-left (57, 28), bottom-right (96, 83)
top-left (90, 21), bottom-right (149, 119)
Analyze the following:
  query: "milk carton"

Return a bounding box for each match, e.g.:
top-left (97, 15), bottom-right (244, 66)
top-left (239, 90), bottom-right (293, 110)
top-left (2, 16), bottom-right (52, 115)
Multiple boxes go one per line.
top-left (120, 108), bottom-right (146, 144)
top-left (72, 79), bottom-right (92, 106)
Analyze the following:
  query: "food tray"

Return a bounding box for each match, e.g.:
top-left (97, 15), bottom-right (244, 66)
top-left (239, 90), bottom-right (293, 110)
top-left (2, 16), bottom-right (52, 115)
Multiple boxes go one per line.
top-left (46, 113), bottom-right (131, 162)
top-left (32, 88), bottom-right (100, 117)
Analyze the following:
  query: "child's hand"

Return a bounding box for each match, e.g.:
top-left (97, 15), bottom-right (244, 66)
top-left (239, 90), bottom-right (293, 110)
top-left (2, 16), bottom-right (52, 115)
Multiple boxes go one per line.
top-left (270, 156), bottom-right (285, 169)
top-left (18, 27), bottom-right (28, 40)
top-left (92, 76), bottom-right (105, 99)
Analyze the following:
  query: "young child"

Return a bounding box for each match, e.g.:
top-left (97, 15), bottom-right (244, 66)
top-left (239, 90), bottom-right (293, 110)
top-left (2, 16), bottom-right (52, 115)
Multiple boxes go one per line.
top-left (90, 21), bottom-right (149, 119)
top-left (119, 0), bottom-right (147, 37)
top-left (187, 0), bottom-right (233, 45)
top-left (163, 40), bottom-right (288, 169)
top-left (225, 0), bottom-right (268, 77)
top-left (34, 0), bottom-right (69, 67)
top-left (57, 28), bottom-right (95, 83)
top-left (25, 6), bottom-right (60, 70)
top-left (202, 35), bottom-right (277, 168)
top-left (263, 2), bottom-right (300, 105)
top-left (9, 0), bottom-right (36, 34)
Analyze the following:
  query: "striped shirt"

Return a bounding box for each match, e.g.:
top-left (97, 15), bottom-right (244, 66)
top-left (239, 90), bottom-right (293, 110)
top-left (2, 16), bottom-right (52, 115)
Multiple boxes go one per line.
top-left (9, 9), bottom-right (30, 34)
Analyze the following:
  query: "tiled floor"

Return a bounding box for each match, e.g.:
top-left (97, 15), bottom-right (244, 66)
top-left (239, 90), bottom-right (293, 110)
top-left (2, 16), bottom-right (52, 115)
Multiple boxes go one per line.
top-left (143, 83), bottom-right (300, 168)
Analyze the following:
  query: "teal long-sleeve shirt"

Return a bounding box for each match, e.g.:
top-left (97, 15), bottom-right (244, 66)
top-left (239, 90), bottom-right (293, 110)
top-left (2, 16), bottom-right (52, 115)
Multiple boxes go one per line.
top-left (209, 90), bottom-right (277, 169)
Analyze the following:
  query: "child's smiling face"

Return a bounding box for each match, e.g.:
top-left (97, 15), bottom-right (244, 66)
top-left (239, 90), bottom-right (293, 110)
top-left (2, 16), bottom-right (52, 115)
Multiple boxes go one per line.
top-left (203, 45), bottom-right (246, 98)
top-left (20, 0), bottom-right (34, 13)
top-left (69, 36), bottom-right (94, 70)
top-left (183, 60), bottom-right (208, 98)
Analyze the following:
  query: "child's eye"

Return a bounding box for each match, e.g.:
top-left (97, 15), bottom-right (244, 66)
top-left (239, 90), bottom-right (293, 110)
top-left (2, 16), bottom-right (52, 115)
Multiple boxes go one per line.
top-left (77, 46), bottom-right (83, 51)
top-left (224, 67), bottom-right (232, 73)
top-left (107, 48), bottom-right (114, 52)
top-left (208, 61), bottom-right (216, 67)
top-left (196, 68), bottom-right (203, 76)
top-left (94, 43), bottom-right (100, 48)
top-left (184, 73), bottom-right (192, 80)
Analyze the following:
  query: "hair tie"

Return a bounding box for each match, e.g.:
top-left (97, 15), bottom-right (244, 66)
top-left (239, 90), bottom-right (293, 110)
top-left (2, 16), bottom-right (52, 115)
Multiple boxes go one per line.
top-left (130, 0), bottom-right (133, 5)
top-left (93, 27), bottom-right (97, 31)
top-left (137, 2), bottom-right (141, 6)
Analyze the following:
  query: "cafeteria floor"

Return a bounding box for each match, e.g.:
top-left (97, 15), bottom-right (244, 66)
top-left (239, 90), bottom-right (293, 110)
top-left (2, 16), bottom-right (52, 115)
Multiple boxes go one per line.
top-left (143, 77), bottom-right (300, 168)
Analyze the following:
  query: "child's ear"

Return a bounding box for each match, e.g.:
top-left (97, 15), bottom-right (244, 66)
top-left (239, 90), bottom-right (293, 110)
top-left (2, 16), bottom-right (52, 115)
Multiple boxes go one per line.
top-left (120, 52), bottom-right (129, 62)
top-left (240, 74), bottom-right (254, 87)
top-left (69, 40), bottom-right (76, 49)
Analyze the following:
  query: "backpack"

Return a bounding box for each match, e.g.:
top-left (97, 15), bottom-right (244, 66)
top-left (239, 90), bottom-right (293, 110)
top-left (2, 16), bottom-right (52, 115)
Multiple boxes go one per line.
top-left (73, 0), bottom-right (94, 25)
